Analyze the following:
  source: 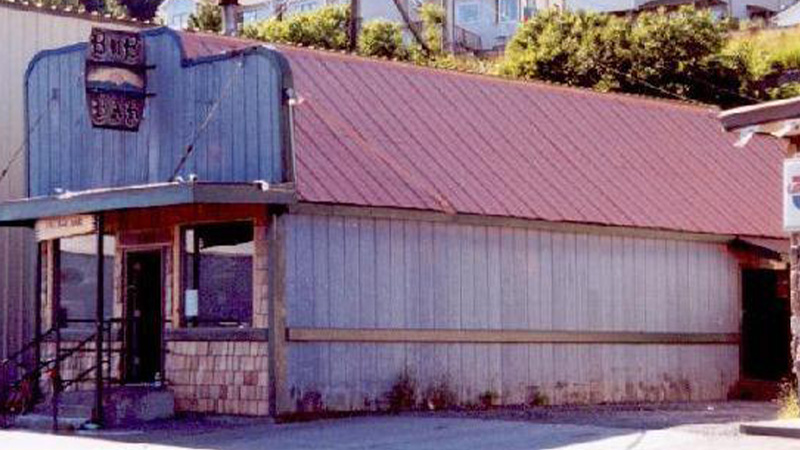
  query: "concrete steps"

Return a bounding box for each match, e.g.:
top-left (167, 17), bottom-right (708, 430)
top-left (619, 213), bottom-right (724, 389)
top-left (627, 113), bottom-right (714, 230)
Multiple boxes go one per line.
top-left (13, 413), bottom-right (87, 431)
top-left (12, 386), bottom-right (174, 430)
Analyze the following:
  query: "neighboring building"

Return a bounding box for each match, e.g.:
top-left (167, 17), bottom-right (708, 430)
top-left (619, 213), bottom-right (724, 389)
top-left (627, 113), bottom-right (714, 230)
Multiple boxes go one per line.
top-left (771, 0), bottom-right (800, 24)
top-left (568, 0), bottom-right (795, 19)
top-left (160, 0), bottom-right (799, 52)
top-left (0, 26), bottom-right (791, 423)
top-left (0, 0), bottom-right (145, 369)
top-left (157, 0), bottom-right (543, 51)
top-left (159, 0), bottom-right (281, 30)
top-left (160, 0), bottom-right (195, 28)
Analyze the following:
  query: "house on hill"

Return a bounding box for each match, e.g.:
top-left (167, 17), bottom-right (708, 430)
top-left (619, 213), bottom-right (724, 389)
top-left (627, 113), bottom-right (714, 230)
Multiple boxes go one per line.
top-left (0, 26), bottom-right (792, 422)
top-left (158, 0), bottom-right (800, 53)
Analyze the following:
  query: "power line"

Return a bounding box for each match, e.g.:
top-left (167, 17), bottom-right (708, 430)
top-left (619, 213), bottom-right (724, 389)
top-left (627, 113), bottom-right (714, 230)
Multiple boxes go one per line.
top-left (170, 57), bottom-right (245, 181)
top-left (597, 61), bottom-right (760, 105)
top-left (0, 96), bottom-right (55, 188)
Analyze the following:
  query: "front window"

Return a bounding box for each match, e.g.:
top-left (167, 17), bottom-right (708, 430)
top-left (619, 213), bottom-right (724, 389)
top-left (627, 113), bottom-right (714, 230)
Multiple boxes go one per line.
top-left (182, 222), bottom-right (254, 328)
top-left (57, 234), bottom-right (115, 330)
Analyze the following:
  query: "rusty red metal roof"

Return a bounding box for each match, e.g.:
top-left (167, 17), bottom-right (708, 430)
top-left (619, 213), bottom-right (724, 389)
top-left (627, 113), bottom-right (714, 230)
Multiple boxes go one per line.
top-left (179, 32), bottom-right (787, 239)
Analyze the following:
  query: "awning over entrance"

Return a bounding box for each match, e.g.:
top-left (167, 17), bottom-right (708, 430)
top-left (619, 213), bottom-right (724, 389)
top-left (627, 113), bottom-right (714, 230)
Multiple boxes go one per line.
top-left (0, 181), bottom-right (296, 226)
top-left (719, 96), bottom-right (800, 137)
top-left (732, 236), bottom-right (789, 259)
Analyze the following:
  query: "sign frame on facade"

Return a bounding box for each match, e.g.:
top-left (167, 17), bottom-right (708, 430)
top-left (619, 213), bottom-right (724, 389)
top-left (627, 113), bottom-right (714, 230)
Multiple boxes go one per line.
top-left (35, 215), bottom-right (97, 241)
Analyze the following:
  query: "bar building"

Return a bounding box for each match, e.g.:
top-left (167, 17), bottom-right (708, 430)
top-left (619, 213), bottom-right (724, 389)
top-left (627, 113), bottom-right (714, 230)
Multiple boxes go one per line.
top-left (0, 27), bottom-right (791, 421)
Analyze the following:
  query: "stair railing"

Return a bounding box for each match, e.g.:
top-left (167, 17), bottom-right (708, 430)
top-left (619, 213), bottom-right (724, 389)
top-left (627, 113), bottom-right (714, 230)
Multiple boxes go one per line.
top-left (0, 327), bottom-right (56, 428)
top-left (0, 318), bottom-right (125, 431)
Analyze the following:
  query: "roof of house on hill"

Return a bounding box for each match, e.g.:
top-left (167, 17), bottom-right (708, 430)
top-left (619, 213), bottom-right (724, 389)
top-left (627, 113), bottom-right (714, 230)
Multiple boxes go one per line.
top-left (0, 0), bottom-right (151, 25)
top-left (178, 31), bottom-right (787, 240)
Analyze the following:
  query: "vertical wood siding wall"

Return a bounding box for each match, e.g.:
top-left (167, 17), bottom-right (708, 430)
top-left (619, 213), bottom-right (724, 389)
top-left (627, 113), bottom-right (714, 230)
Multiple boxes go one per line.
top-left (285, 212), bottom-right (741, 409)
top-left (25, 29), bottom-right (288, 198)
top-left (0, 6), bottom-right (136, 360)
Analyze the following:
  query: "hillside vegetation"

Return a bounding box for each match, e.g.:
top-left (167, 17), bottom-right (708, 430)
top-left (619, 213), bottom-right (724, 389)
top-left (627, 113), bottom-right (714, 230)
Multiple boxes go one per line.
top-left (235, 5), bottom-right (800, 107)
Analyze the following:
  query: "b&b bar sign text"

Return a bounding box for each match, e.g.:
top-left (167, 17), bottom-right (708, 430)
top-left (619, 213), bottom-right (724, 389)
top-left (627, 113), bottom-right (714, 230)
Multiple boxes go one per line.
top-left (85, 28), bottom-right (147, 132)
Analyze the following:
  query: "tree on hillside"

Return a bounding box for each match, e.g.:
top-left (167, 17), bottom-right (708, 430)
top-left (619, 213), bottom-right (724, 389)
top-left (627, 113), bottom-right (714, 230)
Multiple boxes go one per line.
top-left (502, 6), bottom-right (748, 107)
top-left (242, 5), bottom-right (350, 50)
top-left (117, 0), bottom-right (163, 20)
top-left (358, 20), bottom-right (405, 59)
top-left (81, 0), bottom-right (104, 11)
top-left (188, 0), bottom-right (222, 32)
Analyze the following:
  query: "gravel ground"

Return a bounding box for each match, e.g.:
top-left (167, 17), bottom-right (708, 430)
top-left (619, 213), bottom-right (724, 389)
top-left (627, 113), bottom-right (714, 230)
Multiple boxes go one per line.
top-left (0, 401), bottom-right (795, 449)
top-left (415, 400), bottom-right (781, 435)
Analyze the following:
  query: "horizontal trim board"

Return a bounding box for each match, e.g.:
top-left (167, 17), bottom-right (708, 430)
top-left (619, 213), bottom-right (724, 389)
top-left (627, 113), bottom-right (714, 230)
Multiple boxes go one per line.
top-left (287, 328), bottom-right (740, 345)
top-left (290, 203), bottom-right (742, 244)
top-left (166, 327), bottom-right (269, 342)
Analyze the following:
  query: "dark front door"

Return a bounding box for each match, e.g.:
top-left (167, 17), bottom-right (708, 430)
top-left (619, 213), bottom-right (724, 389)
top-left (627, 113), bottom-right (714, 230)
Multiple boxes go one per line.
top-left (125, 250), bottom-right (163, 384)
top-left (741, 269), bottom-right (791, 381)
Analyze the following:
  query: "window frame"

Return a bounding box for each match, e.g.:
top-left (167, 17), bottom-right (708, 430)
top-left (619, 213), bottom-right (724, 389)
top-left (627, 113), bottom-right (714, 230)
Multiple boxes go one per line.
top-left (457, 1), bottom-right (482, 24)
top-left (497, 0), bottom-right (520, 23)
top-left (180, 220), bottom-right (256, 329)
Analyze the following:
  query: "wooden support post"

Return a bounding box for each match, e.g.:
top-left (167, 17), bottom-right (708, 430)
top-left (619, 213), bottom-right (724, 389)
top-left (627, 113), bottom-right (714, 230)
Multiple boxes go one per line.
top-left (267, 212), bottom-right (288, 418)
top-left (33, 242), bottom-right (42, 403)
top-left (92, 214), bottom-right (104, 426)
top-left (788, 136), bottom-right (800, 409)
top-left (51, 239), bottom-right (61, 433)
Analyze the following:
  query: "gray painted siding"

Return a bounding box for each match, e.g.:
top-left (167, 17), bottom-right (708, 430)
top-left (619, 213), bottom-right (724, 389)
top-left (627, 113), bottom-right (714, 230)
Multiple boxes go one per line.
top-left (285, 213), bottom-right (741, 409)
top-left (0, 6), bottom-right (137, 360)
top-left (26, 29), bottom-right (287, 198)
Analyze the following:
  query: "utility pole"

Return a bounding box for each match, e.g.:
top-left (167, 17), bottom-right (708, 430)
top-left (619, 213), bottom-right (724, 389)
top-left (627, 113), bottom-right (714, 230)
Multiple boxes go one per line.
top-left (349, 0), bottom-right (360, 51)
top-left (446, 0), bottom-right (455, 54)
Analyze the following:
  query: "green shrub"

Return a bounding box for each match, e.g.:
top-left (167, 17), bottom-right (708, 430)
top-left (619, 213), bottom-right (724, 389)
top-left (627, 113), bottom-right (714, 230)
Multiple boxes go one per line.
top-left (501, 6), bottom-right (749, 106)
top-left (423, 376), bottom-right (457, 411)
top-left (358, 20), bottom-right (406, 59)
top-left (385, 370), bottom-right (418, 412)
top-left (243, 5), bottom-right (350, 50)
top-left (187, 0), bottom-right (222, 33)
top-left (502, 9), bottom-right (629, 88)
top-left (526, 386), bottom-right (549, 407)
top-left (418, 3), bottom-right (445, 54)
top-left (778, 380), bottom-right (800, 420)
top-left (478, 389), bottom-right (499, 408)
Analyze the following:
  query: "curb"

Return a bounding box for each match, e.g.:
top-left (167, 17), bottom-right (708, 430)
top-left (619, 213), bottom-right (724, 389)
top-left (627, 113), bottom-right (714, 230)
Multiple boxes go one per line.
top-left (740, 420), bottom-right (800, 439)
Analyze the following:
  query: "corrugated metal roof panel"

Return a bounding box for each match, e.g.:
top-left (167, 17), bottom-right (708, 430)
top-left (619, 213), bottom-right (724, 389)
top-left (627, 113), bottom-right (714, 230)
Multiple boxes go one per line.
top-left (178, 32), bottom-right (787, 239)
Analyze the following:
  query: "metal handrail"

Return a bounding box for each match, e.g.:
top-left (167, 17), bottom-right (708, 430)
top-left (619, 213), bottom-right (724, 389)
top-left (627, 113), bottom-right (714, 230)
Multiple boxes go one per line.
top-left (0, 327), bottom-right (56, 372)
top-left (1, 318), bottom-right (126, 429)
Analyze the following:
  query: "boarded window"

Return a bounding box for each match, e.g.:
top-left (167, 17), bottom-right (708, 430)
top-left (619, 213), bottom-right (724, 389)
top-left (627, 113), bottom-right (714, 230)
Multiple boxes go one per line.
top-left (183, 222), bottom-right (254, 327)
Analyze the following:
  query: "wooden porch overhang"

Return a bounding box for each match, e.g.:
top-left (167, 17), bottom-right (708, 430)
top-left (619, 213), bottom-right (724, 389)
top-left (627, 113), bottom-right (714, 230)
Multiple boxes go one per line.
top-left (0, 181), bottom-right (297, 226)
top-left (719, 96), bottom-right (800, 136)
